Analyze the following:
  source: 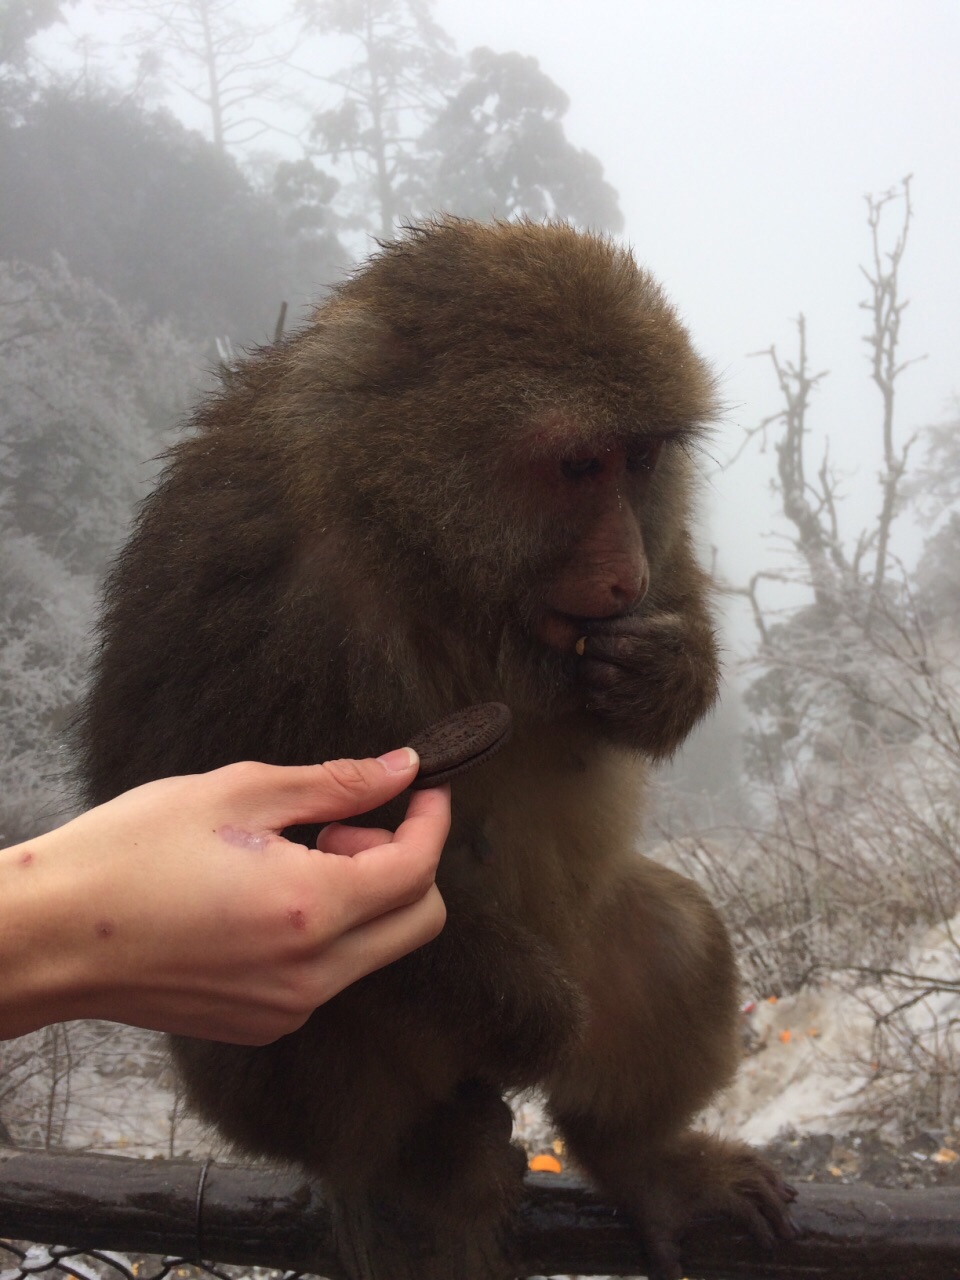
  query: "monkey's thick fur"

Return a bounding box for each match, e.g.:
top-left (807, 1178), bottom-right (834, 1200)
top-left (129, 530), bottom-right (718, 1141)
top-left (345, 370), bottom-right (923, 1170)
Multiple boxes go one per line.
top-left (77, 220), bottom-right (794, 1280)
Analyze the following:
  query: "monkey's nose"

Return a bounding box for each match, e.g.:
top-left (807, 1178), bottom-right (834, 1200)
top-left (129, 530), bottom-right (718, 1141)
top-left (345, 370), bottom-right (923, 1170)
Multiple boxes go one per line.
top-left (612, 566), bottom-right (649, 611)
top-left (590, 563), bottom-right (648, 617)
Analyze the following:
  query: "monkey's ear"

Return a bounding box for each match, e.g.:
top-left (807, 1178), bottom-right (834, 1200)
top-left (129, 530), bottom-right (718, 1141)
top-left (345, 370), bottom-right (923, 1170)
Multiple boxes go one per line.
top-left (295, 298), bottom-right (410, 392)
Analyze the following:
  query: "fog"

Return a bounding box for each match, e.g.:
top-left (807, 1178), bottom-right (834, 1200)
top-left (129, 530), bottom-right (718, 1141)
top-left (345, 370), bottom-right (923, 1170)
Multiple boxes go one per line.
top-left (438, 0), bottom-right (960, 598)
top-left (28, 0), bottom-right (960, 607)
top-left (3, 0), bottom-right (959, 835)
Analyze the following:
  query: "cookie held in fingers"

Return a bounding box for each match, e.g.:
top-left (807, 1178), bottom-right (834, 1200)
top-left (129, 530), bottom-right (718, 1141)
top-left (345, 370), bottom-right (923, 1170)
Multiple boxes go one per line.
top-left (407, 703), bottom-right (513, 789)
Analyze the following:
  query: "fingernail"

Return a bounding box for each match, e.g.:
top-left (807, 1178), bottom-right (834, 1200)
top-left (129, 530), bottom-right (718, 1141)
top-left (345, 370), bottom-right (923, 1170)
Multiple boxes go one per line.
top-left (376, 746), bottom-right (419, 773)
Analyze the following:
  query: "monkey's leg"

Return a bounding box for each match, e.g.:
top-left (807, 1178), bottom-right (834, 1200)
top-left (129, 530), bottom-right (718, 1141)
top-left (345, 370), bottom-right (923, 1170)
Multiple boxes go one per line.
top-left (330, 1080), bottom-right (525, 1280)
top-left (546, 858), bottom-right (796, 1280)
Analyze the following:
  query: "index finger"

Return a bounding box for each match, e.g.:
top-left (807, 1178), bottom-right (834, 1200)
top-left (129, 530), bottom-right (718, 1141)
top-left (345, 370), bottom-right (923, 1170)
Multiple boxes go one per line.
top-left (336, 785), bottom-right (451, 926)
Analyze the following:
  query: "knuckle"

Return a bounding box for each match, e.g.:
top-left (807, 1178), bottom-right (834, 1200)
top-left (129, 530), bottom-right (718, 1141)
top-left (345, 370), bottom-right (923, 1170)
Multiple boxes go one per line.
top-left (401, 854), bottom-right (440, 903)
top-left (222, 759), bottom-right (272, 789)
top-left (244, 1029), bottom-right (282, 1047)
top-left (423, 891), bottom-right (447, 939)
top-left (323, 756), bottom-right (374, 798)
top-left (407, 889), bottom-right (447, 947)
top-left (235, 1011), bottom-right (302, 1046)
top-left (274, 982), bottom-right (317, 1025)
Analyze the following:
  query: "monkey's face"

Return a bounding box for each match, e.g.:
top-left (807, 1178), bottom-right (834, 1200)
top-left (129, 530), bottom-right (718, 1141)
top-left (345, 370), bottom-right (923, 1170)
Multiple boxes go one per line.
top-left (528, 438), bottom-right (662, 654)
top-left (315, 219), bottom-right (720, 754)
top-left (488, 422), bottom-right (718, 758)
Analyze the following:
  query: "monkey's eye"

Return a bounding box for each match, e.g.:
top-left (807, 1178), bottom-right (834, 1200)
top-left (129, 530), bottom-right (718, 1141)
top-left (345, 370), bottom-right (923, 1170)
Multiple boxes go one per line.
top-left (560, 456), bottom-right (603, 480)
top-left (626, 440), bottom-right (664, 474)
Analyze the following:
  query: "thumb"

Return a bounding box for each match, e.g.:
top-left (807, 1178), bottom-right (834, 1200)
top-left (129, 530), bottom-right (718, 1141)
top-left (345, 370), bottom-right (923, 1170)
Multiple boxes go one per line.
top-left (220, 750), bottom-right (421, 831)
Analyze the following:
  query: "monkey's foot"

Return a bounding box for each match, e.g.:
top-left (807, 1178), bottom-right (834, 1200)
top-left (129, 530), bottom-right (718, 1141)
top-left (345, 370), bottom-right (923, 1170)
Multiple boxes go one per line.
top-left (626, 1134), bottom-right (797, 1280)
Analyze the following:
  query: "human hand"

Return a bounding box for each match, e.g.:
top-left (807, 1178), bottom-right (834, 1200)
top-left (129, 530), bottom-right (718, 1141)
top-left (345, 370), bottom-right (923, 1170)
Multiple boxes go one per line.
top-left (0, 751), bottom-right (448, 1044)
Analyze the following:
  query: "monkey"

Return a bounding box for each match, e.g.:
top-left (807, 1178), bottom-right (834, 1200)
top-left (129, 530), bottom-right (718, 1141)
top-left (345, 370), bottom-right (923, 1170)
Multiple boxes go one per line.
top-left (75, 218), bottom-right (795, 1280)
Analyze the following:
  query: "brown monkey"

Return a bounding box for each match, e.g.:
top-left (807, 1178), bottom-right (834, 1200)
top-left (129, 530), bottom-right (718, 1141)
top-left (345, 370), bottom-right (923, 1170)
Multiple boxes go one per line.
top-left (76, 219), bottom-right (794, 1280)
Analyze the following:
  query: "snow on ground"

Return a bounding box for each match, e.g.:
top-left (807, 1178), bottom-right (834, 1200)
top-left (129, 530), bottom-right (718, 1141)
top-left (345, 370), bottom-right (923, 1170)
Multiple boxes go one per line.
top-left (708, 985), bottom-right (875, 1144)
top-left (714, 910), bottom-right (960, 1145)
top-left (1, 1024), bottom-right (212, 1157)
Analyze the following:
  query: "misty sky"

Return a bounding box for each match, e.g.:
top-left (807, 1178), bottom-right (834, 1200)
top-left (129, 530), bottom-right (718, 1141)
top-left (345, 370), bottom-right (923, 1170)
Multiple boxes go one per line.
top-left (438, 0), bottom-right (960, 592)
top-left (32, 0), bottom-right (960, 626)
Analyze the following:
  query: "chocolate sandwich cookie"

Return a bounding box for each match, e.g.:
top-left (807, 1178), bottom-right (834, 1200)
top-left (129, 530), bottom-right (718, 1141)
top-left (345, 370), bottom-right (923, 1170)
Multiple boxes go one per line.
top-left (407, 702), bottom-right (513, 789)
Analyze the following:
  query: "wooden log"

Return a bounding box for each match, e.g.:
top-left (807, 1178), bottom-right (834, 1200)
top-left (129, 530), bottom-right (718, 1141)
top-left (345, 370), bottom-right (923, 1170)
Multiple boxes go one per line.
top-left (0, 1148), bottom-right (342, 1275)
top-left (3, 1146), bottom-right (960, 1279)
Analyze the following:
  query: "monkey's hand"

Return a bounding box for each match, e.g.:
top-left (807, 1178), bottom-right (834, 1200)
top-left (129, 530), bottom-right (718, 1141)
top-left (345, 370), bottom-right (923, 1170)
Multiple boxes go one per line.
top-left (577, 608), bottom-right (719, 757)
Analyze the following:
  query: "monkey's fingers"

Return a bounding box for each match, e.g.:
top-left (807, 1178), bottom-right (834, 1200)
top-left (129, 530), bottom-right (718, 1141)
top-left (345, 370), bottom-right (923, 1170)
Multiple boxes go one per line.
top-left (746, 1171), bottom-right (800, 1243)
top-left (576, 636), bottom-right (638, 691)
top-left (716, 1150), bottom-right (799, 1249)
top-left (577, 618), bottom-right (685, 689)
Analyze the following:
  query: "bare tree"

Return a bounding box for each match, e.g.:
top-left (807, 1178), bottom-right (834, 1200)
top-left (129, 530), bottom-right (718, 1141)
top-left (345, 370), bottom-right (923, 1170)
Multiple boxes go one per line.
top-left (108, 0), bottom-right (301, 154)
top-left (298, 0), bottom-right (623, 243)
top-left (730, 178), bottom-right (928, 773)
top-left (678, 180), bottom-right (960, 1132)
top-left (861, 180), bottom-right (926, 601)
top-left (300, 0), bottom-right (460, 238)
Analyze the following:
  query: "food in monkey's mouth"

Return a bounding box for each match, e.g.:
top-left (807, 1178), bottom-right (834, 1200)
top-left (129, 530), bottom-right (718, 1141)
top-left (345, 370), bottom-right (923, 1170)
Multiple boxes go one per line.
top-left (407, 702), bottom-right (513, 788)
top-left (575, 636), bottom-right (587, 656)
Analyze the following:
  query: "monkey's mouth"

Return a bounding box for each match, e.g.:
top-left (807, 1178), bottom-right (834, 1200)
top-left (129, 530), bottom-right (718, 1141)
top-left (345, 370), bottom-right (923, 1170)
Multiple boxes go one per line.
top-left (537, 611), bottom-right (623, 655)
top-left (536, 611), bottom-right (588, 653)
top-left (538, 613), bottom-right (644, 698)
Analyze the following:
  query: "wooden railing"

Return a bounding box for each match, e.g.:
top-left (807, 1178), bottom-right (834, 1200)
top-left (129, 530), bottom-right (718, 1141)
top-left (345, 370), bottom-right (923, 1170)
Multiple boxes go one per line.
top-left (2, 1146), bottom-right (959, 1279)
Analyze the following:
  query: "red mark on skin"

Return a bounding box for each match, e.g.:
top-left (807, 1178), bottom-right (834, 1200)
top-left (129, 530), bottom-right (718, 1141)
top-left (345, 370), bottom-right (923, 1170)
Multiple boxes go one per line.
top-left (19, 850), bottom-right (34, 866)
top-left (287, 909), bottom-right (307, 931)
top-left (218, 824), bottom-right (270, 851)
top-left (95, 920), bottom-right (115, 939)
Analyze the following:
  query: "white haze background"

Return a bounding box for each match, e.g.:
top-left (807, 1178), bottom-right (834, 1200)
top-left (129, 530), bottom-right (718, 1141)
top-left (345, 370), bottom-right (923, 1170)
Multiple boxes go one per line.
top-left (32, 0), bottom-right (960, 605)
